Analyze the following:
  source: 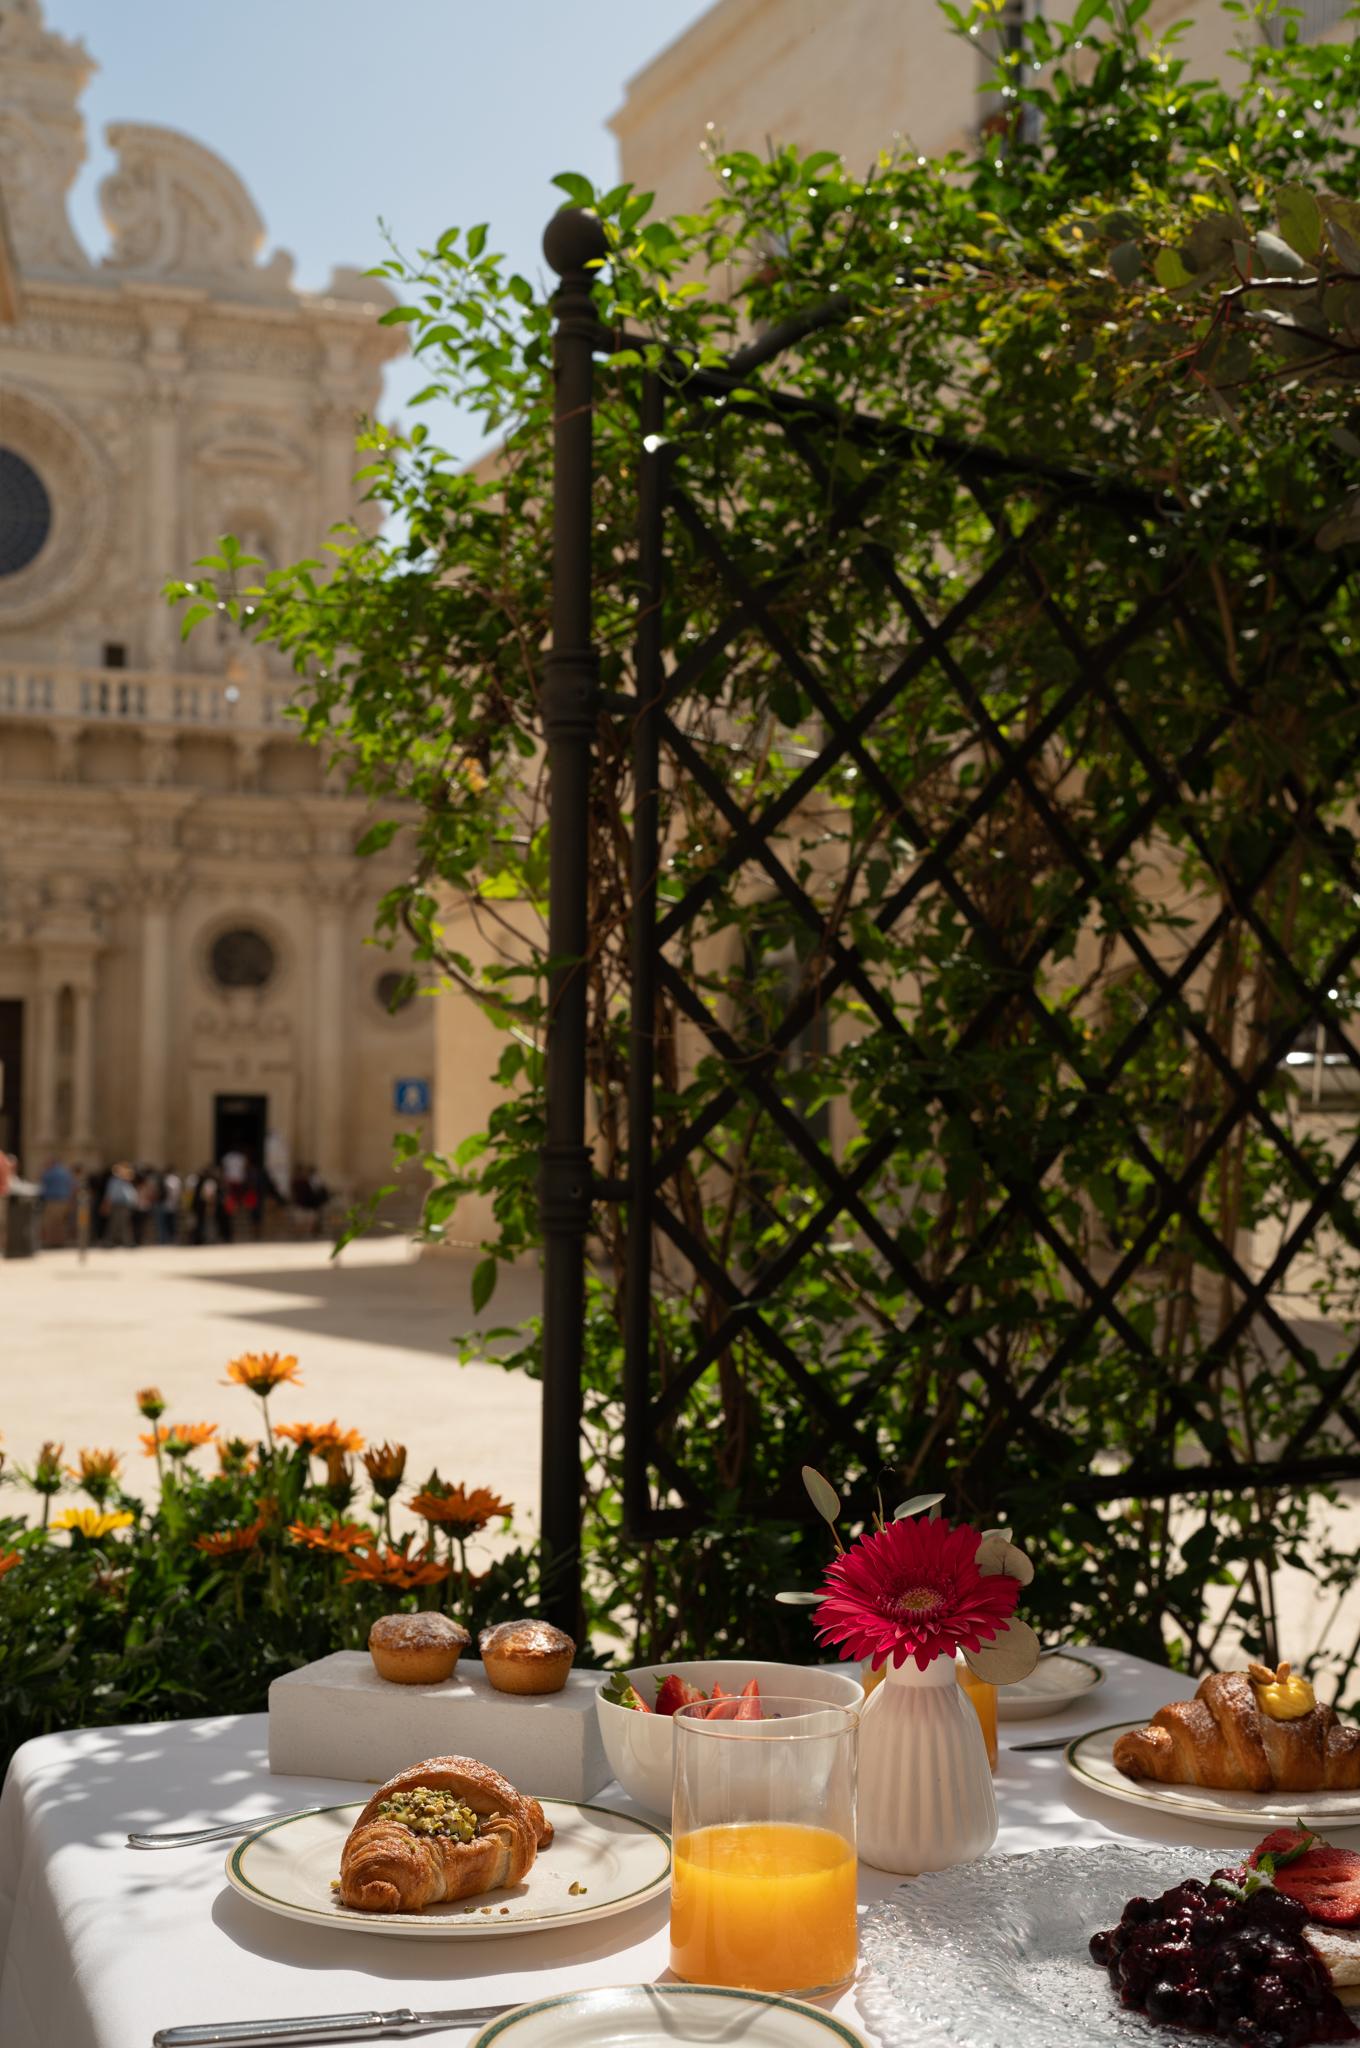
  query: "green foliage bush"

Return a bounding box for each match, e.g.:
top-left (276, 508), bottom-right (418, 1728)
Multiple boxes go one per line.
top-left (0, 1370), bottom-right (538, 1772)
top-left (168, 0), bottom-right (1360, 1701)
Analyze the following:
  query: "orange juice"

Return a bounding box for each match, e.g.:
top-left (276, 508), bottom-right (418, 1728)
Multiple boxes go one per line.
top-left (670, 1821), bottom-right (857, 1994)
top-left (956, 1662), bottom-right (998, 1769)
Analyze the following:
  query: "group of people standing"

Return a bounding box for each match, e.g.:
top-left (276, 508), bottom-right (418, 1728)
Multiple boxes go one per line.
top-left (25, 1156), bottom-right (332, 1251)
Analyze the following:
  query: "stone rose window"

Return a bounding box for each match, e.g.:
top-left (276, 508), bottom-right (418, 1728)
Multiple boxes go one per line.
top-left (374, 970), bottom-right (415, 1015)
top-left (0, 449), bottom-right (52, 577)
top-left (210, 926), bottom-right (276, 990)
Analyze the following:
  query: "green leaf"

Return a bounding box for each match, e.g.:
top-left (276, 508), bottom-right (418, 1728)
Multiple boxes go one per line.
top-left (774, 1590), bottom-right (825, 1605)
top-left (471, 1256), bottom-right (497, 1313)
top-left (551, 172), bottom-right (596, 207)
top-left (963, 1618), bottom-right (1042, 1685)
top-left (1152, 247), bottom-right (1192, 288)
top-left (801, 1465), bottom-right (841, 1528)
top-left (1109, 241), bottom-right (1142, 287)
top-left (355, 820), bottom-right (400, 857)
top-left (1072, 0), bottom-right (1110, 31)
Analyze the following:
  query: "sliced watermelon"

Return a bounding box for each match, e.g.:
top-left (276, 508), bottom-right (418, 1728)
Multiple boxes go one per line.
top-left (654, 1674), bottom-right (707, 1717)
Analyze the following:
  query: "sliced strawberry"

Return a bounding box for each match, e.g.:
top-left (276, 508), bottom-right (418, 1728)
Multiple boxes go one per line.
top-left (732, 1678), bottom-right (763, 1721)
top-left (1272, 1846), bottom-right (1360, 1927)
top-left (704, 1683), bottom-right (743, 1720)
top-left (654, 1675), bottom-right (707, 1717)
top-left (1252, 1826), bottom-right (1322, 1866)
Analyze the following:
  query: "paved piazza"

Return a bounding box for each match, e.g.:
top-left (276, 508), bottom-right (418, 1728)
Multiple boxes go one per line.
top-left (3, 1240), bottom-right (542, 1539)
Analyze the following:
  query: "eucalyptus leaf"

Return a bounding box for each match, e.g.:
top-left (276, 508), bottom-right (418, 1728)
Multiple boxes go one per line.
top-left (975, 1534), bottom-right (1036, 1586)
top-left (893, 1491), bottom-right (946, 1520)
top-left (802, 1465), bottom-right (842, 1527)
top-left (775, 1590), bottom-right (826, 1605)
top-left (1277, 183), bottom-right (1324, 261)
top-left (963, 1618), bottom-right (1042, 1686)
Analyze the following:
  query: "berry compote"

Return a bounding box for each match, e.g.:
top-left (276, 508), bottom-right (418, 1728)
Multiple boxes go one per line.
top-left (1089, 1870), bottom-right (1359, 2047)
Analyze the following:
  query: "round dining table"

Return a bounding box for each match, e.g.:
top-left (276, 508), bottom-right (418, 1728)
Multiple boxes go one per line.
top-left (0, 1647), bottom-right (1218, 2048)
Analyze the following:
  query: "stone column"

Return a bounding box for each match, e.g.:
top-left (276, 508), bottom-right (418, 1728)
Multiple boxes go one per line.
top-left (135, 874), bottom-right (177, 1162)
top-left (310, 865), bottom-right (354, 1181)
top-left (136, 298), bottom-right (193, 670)
top-left (70, 978), bottom-right (96, 1162)
top-left (28, 980), bottom-right (61, 1156)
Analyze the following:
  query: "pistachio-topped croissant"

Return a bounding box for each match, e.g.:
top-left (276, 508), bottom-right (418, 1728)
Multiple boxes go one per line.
top-left (338, 1754), bottom-right (553, 1912)
top-left (1113, 1663), bottom-right (1360, 1795)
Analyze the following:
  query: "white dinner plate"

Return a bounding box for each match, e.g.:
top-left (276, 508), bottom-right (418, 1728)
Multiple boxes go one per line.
top-left (1067, 1719), bottom-right (1360, 1830)
top-left (859, 1842), bottom-right (1234, 2048)
top-left (996, 1650), bottom-right (1104, 1722)
top-left (470, 1985), bottom-right (871, 2046)
top-left (225, 1799), bottom-right (671, 1937)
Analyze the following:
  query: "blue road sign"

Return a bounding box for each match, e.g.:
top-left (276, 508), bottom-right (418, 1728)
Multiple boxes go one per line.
top-left (393, 1077), bottom-right (431, 1116)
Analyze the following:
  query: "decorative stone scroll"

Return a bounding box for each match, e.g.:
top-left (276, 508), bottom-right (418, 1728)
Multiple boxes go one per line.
top-left (99, 122), bottom-right (293, 295)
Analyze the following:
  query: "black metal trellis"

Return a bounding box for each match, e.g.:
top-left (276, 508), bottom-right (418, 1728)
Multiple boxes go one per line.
top-left (539, 209), bottom-right (1360, 1635)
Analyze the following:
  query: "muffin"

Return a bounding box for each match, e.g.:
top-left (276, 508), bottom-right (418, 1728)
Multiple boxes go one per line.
top-left (478, 1619), bottom-right (575, 1695)
top-left (368, 1612), bottom-right (470, 1685)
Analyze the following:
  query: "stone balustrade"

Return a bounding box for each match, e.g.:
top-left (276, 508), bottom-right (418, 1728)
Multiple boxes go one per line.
top-left (0, 661), bottom-right (298, 732)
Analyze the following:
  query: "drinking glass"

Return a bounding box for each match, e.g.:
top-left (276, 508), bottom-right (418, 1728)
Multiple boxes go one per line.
top-left (670, 1695), bottom-right (859, 1997)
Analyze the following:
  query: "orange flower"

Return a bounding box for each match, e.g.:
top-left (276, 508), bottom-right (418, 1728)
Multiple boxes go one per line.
top-left (194, 1512), bottom-right (266, 1559)
top-left (0, 1550), bottom-right (21, 1580)
top-left (275, 1420), bottom-right (365, 1455)
top-left (142, 1422), bottom-right (217, 1458)
top-left (136, 1388), bottom-right (166, 1420)
top-left (362, 1441), bottom-right (407, 1499)
top-left (223, 1351), bottom-right (302, 1397)
top-left (340, 1544), bottom-right (450, 1590)
top-left (409, 1484), bottom-right (513, 1537)
top-left (217, 1437), bottom-right (256, 1475)
top-left (68, 1448), bottom-right (122, 1499)
top-left (287, 1520), bottom-right (372, 1553)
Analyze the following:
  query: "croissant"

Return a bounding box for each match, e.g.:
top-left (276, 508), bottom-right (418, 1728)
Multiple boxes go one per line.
top-left (338, 1754), bottom-right (554, 1913)
top-left (1114, 1666), bottom-right (1360, 1794)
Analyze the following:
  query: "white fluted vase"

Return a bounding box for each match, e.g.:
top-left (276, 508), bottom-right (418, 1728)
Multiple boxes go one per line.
top-left (856, 1651), bottom-right (998, 1875)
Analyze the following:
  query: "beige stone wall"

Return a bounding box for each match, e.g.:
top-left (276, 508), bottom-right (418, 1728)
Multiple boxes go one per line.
top-left (0, 0), bottom-right (433, 1204)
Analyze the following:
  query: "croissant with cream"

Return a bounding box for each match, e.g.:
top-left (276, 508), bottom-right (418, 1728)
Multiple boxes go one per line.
top-left (338, 1754), bottom-right (553, 1913)
top-left (1113, 1663), bottom-right (1360, 1795)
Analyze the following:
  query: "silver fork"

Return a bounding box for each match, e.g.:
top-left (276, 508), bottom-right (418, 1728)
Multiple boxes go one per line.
top-left (126, 1806), bottom-right (326, 1849)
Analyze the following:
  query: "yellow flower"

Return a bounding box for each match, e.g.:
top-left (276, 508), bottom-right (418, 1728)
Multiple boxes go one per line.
top-left (52, 1507), bottom-right (134, 1541)
top-left (223, 1351), bottom-right (303, 1397)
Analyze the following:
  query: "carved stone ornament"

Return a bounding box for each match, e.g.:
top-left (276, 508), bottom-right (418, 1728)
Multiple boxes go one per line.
top-left (99, 122), bottom-right (294, 297)
top-left (0, 381), bottom-right (112, 629)
top-left (0, 0), bottom-right (94, 275)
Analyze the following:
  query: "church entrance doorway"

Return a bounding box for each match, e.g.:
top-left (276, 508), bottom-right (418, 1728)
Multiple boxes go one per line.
top-left (0, 1000), bottom-right (23, 1163)
top-left (213, 1091), bottom-right (267, 1169)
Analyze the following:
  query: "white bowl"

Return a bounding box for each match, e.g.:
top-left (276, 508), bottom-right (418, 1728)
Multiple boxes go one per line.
top-left (595, 1658), bottom-right (865, 1820)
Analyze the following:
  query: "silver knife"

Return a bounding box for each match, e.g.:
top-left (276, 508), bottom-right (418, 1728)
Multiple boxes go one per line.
top-left (152, 2005), bottom-right (513, 2046)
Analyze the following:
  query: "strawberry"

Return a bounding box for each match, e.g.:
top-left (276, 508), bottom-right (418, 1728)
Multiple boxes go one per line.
top-left (1252, 1826), bottom-right (1322, 1867)
top-left (704, 1684), bottom-right (742, 1719)
top-left (654, 1675), bottom-right (707, 1717)
top-left (1271, 1846), bottom-right (1360, 1927)
top-left (600, 1671), bottom-right (651, 1712)
top-left (732, 1678), bottom-right (763, 1721)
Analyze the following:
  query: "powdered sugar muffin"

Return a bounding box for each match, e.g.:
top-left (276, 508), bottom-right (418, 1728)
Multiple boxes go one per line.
top-left (369, 1612), bottom-right (469, 1685)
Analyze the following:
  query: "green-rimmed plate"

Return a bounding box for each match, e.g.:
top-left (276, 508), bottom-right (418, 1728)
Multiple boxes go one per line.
top-left (1067, 1720), bottom-right (1360, 1830)
top-left (224, 1799), bottom-right (671, 1938)
top-left (470, 1986), bottom-right (871, 2046)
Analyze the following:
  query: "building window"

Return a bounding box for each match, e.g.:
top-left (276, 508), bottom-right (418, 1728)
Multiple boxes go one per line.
top-left (374, 969), bottom-right (416, 1015)
top-left (210, 927), bottom-right (276, 990)
top-left (103, 642), bottom-right (128, 669)
top-left (0, 448), bottom-right (52, 577)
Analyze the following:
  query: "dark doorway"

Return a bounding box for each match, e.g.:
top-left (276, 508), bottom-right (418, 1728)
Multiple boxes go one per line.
top-left (0, 1000), bottom-right (22, 1163)
top-left (213, 1092), bottom-right (266, 1166)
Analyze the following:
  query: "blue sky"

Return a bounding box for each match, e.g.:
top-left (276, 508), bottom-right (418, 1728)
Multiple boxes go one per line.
top-left (46, 0), bottom-right (713, 458)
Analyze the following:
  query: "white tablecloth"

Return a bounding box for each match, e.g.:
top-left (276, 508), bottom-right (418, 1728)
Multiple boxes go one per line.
top-left (0, 1647), bottom-right (1223, 2048)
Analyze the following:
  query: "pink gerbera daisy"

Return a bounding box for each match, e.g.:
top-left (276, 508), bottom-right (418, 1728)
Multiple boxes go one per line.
top-left (814, 1516), bottom-right (1020, 1671)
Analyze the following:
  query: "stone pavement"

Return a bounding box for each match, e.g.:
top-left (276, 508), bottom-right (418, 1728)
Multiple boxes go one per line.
top-left (2, 1239), bottom-right (541, 1542)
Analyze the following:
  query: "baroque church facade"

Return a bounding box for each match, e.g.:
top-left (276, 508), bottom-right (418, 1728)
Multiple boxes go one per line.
top-left (0, 0), bottom-right (432, 1199)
